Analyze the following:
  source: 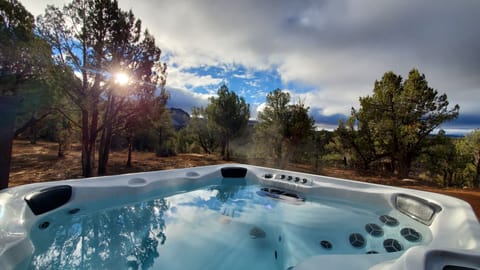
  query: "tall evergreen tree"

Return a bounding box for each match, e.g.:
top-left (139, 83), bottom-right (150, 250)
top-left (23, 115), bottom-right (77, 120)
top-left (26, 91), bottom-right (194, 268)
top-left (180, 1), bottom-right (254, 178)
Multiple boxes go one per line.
top-left (255, 89), bottom-right (315, 168)
top-left (1, 0), bottom-right (67, 136)
top-left (419, 130), bottom-right (458, 187)
top-left (206, 85), bottom-right (250, 160)
top-left (0, 0), bottom-right (51, 95)
top-left (1, 0), bottom-right (73, 187)
top-left (186, 107), bottom-right (220, 154)
top-left (457, 130), bottom-right (480, 187)
top-left (335, 112), bottom-right (378, 170)
top-left (343, 69), bottom-right (459, 178)
top-left (37, 0), bottom-right (166, 176)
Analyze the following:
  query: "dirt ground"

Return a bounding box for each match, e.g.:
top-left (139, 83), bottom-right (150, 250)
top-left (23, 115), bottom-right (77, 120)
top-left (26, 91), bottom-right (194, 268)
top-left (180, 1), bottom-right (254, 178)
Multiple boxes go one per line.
top-left (8, 140), bottom-right (480, 220)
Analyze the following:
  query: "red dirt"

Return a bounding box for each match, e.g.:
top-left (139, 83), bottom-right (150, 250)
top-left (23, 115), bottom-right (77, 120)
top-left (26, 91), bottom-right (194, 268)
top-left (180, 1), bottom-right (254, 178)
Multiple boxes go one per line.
top-left (9, 140), bottom-right (231, 186)
top-left (8, 140), bottom-right (480, 220)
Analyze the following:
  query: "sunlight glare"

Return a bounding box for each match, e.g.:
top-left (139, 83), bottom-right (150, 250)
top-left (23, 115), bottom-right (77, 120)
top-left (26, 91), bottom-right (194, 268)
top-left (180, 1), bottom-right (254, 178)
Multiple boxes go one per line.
top-left (115, 72), bottom-right (129, 85)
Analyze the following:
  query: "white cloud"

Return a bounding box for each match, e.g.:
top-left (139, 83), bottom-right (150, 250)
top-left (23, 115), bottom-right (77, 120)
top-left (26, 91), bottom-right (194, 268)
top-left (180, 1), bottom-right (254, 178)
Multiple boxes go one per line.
top-left (166, 87), bottom-right (211, 113)
top-left (21, 0), bottom-right (480, 127)
top-left (251, 102), bottom-right (266, 120)
top-left (20, 0), bottom-right (68, 15)
top-left (167, 65), bottom-right (222, 93)
top-left (137, 1), bottom-right (480, 120)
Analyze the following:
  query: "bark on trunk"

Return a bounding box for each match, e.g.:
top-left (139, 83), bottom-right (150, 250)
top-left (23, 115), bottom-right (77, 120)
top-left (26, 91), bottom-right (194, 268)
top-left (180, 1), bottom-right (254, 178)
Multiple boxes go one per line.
top-left (97, 127), bottom-right (112, 175)
top-left (98, 95), bottom-right (115, 175)
top-left (126, 137), bottom-right (133, 167)
top-left (0, 97), bottom-right (19, 189)
top-left (220, 136), bottom-right (227, 160)
top-left (58, 142), bottom-right (65, 158)
top-left (81, 109), bottom-right (92, 177)
top-left (475, 152), bottom-right (480, 188)
top-left (224, 137), bottom-right (230, 161)
top-left (81, 106), bottom-right (98, 178)
top-left (397, 156), bottom-right (411, 180)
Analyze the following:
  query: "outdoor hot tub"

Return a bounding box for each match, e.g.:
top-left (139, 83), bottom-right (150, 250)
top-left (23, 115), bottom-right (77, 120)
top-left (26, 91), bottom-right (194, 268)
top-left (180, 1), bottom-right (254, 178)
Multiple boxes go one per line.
top-left (0, 164), bottom-right (479, 270)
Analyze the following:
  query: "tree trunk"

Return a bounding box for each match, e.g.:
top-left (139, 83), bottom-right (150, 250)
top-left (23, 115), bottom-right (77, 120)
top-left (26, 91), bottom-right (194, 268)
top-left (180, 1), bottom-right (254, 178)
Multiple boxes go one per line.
top-left (98, 95), bottom-right (115, 175)
top-left (397, 156), bottom-right (411, 179)
top-left (81, 106), bottom-right (99, 178)
top-left (315, 152), bottom-right (321, 172)
top-left (362, 158), bottom-right (370, 170)
top-left (98, 128), bottom-right (112, 175)
top-left (442, 169), bottom-right (448, 188)
top-left (0, 96), bottom-right (20, 189)
top-left (81, 109), bottom-right (92, 177)
top-left (475, 151), bottom-right (480, 188)
top-left (442, 169), bottom-right (453, 188)
top-left (81, 141), bottom-right (93, 177)
top-left (58, 142), bottom-right (65, 158)
top-left (126, 137), bottom-right (133, 168)
top-left (198, 137), bottom-right (211, 154)
top-left (220, 135), bottom-right (227, 159)
top-left (224, 137), bottom-right (230, 161)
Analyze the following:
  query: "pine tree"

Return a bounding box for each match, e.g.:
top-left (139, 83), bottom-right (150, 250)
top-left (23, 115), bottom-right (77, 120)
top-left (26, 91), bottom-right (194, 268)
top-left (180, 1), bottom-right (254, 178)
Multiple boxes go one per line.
top-left (342, 69), bottom-right (459, 178)
top-left (37, 0), bottom-right (166, 176)
top-left (255, 89), bottom-right (315, 168)
top-left (206, 85), bottom-right (250, 160)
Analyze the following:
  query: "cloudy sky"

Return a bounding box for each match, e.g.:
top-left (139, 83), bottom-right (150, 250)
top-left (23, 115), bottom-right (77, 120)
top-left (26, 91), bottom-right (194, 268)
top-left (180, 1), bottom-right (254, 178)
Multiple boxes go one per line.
top-left (22, 0), bottom-right (480, 133)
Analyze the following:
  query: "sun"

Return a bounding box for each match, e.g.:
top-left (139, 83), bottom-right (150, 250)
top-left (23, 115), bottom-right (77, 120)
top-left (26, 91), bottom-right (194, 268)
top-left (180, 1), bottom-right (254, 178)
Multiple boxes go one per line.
top-left (114, 72), bottom-right (129, 85)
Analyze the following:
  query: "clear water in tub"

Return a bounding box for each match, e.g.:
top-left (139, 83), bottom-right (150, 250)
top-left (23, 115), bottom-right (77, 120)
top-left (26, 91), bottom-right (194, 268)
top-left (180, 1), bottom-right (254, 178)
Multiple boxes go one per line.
top-left (25, 183), bottom-right (432, 270)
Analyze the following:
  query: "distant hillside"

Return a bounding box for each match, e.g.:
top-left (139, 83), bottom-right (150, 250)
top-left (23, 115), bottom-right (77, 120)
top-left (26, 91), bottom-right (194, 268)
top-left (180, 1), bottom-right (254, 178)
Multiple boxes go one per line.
top-left (169, 108), bottom-right (190, 130)
top-left (446, 134), bottom-right (465, 139)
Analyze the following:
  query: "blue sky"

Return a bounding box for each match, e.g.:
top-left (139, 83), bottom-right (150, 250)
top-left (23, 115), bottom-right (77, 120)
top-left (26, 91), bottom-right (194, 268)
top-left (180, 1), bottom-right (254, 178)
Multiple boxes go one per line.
top-left (22, 0), bottom-right (480, 133)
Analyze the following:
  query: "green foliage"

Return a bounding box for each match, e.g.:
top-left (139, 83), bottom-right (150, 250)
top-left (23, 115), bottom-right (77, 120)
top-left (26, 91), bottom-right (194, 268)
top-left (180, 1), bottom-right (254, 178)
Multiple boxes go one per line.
top-left (14, 63), bottom-right (79, 140)
top-left (128, 112), bottom-right (176, 158)
top-left (37, 0), bottom-right (166, 176)
top-left (418, 130), bottom-right (459, 186)
top-left (338, 69), bottom-right (459, 178)
top-left (228, 124), bottom-right (255, 161)
top-left (2, 0), bottom-right (475, 184)
top-left (116, 92), bottom-right (174, 166)
top-left (308, 130), bottom-right (334, 171)
top-left (34, 112), bottom-right (76, 156)
top-left (335, 112), bottom-right (378, 170)
top-left (419, 130), bottom-right (480, 188)
top-left (1, 0), bottom-right (70, 139)
top-left (255, 89), bottom-right (315, 168)
top-left (206, 85), bottom-right (250, 160)
top-left (185, 107), bottom-right (220, 154)
top-left (185, 86), bottom-right (250, 159)
top-left (0, 0), bottom-right (33, 31)
top-left (175, 128), bottom-right (194, 153)
top-left (0, 0), bottom-right (49, 95)
top-left (456, 130), bottom-right (480, 187)
top-left (254, 90), bottom-right (287, 163)
top-left (153, 109), bottom-right (177, 157)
